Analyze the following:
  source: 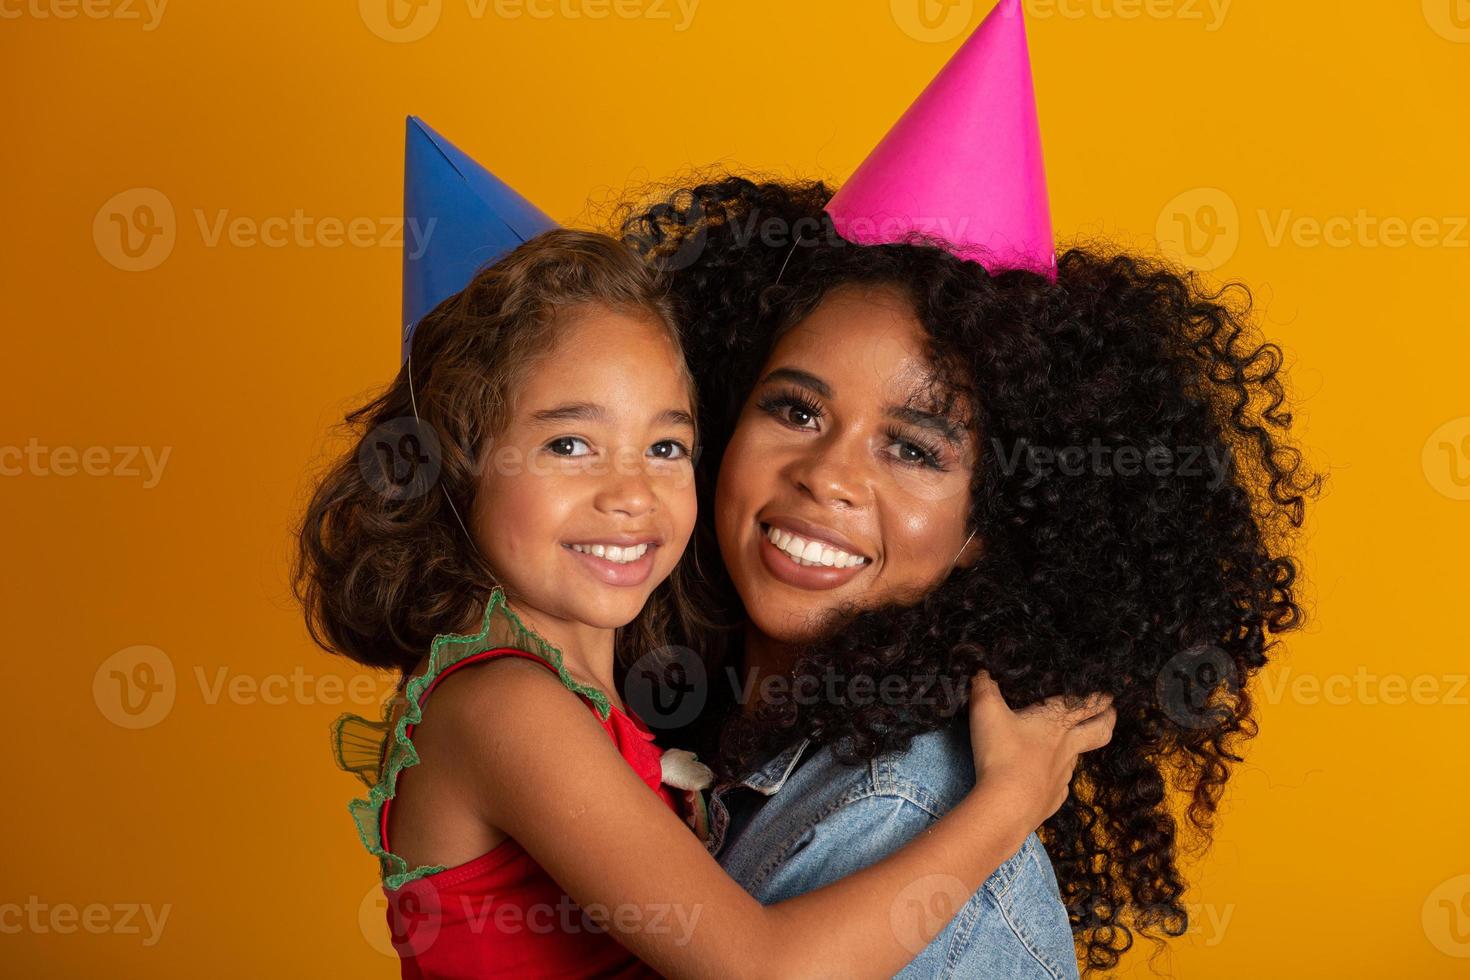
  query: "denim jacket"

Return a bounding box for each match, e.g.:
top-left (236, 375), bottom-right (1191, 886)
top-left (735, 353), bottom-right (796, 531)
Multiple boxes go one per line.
top-left (705, 721), bottom-right (1079, 979)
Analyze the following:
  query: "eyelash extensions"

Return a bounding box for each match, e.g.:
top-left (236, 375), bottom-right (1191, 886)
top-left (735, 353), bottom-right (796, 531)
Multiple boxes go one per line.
top-left (755, 386), bottom-right (950, 471)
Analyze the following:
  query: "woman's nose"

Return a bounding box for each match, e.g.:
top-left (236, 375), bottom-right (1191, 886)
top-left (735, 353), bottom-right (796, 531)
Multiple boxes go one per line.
top-left (787, 438), bottom-right (866, 508)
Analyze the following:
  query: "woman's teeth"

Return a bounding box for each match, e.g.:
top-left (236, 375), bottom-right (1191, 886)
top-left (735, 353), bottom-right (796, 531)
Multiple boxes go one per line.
top-left (569, 542), bottom-right (649, 564)
top-left (765, 524), bottom-right (869, 569)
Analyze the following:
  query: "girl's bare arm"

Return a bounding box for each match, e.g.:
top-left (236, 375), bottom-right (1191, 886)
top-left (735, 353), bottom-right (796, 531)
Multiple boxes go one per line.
top-left (430, 659), bottom-right (1112, 980)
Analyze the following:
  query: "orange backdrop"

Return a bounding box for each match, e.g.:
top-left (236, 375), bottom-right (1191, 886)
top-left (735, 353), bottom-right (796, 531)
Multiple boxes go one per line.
top-left (3, 0), bottom-right (1468, 976)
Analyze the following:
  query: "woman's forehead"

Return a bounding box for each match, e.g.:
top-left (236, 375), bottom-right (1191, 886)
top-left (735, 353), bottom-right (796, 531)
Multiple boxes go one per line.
top-left (769, 288), bottom-right (974, 423)
top-left (778, 287), bottom-right (921, 361)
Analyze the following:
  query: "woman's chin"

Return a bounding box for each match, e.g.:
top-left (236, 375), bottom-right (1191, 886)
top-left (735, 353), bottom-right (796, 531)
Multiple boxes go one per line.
top-left (742, 597), bottom-right (848, 647)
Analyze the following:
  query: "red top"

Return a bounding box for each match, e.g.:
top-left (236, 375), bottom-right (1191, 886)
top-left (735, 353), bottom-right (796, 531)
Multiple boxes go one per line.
top-left (379, 647), bottom-right (674, 979)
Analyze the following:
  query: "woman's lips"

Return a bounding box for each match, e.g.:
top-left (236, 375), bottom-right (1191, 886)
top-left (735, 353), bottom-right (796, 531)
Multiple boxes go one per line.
top-left (761, 515), bottom-right (868, 559)
top-left (755, 523), bottom-right (870, 592)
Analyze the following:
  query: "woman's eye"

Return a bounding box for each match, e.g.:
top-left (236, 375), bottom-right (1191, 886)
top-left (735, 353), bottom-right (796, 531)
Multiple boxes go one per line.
top-left (547, 437), bottom-right (592, 457)
top-left (649, 440), bottom-right (692, 461)
top-left (884, 428), bottom-right (947, 470)
top-left (757, 391), bottom-right (823, 430)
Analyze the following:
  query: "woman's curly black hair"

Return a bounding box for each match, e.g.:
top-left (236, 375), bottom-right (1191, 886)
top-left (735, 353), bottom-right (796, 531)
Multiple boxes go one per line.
top-left (617, 176), bottom-right (1323, 974)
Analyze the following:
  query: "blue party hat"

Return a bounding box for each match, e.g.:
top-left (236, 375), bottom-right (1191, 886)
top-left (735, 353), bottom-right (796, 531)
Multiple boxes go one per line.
top-left (402, 116), bottom-right (558, 362)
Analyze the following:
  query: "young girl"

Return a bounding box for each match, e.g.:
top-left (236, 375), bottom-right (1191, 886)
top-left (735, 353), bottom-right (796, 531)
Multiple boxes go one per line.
top-left (295, 228), bottom-right (1115, 978)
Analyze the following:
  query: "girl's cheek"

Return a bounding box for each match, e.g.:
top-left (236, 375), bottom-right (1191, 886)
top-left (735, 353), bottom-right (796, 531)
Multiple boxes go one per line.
top-left (667, 486), bottom-right (698, 533)
top-left (656, 465), bottom-right (696, 494)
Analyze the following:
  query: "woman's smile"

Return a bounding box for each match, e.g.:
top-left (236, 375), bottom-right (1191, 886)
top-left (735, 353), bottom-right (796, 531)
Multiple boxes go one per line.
top-left (755, 518), bottom-right (873, 591)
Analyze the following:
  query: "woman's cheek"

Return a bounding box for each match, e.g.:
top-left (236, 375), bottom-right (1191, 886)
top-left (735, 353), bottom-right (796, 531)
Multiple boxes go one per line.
top-left (894, 467), bottom-right (968, 507)
top-left (880, 513), bottom-right (953, 585)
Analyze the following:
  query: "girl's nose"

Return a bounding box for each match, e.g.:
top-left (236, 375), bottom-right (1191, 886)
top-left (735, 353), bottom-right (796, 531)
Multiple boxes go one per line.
top-left (595, 448), bottom-right (657, 517)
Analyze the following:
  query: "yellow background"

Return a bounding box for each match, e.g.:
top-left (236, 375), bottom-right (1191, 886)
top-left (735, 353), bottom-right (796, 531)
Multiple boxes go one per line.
top-left (3, 0), bottom-right (1467, 976)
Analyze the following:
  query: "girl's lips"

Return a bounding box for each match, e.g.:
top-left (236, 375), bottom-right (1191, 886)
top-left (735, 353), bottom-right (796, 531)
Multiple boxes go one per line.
top-left (563, 543), bottom-right (657, 588)
top-left (756, 524), bottom-right (869, 592)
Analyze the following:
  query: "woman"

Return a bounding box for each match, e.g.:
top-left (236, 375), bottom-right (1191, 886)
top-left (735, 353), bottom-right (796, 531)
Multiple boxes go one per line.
top-left (619, 176), bottom-right (1320, 975)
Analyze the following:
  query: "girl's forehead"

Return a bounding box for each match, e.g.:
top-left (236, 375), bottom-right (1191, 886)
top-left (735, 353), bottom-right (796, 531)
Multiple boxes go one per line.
top-left (506, 318), bottom-right (695, 421)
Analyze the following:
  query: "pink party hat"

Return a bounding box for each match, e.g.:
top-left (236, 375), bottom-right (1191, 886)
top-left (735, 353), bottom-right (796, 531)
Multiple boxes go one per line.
top-left (825, 0), bottom-right (1055, 278)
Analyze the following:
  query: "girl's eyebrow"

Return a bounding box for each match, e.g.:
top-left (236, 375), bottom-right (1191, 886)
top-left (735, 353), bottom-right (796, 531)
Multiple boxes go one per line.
top-left (527, 402), bottom-right (695, 430)
top-left (527, 402), bottom-right (604, 426)
top-left (661, 408), bottom-right (697, 430)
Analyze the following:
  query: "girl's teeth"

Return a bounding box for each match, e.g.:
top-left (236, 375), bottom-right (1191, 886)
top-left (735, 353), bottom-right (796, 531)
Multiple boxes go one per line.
top-left (765, 524), bottom-right (867, 569)
top-left (571, 542), bottom-right (649, 563)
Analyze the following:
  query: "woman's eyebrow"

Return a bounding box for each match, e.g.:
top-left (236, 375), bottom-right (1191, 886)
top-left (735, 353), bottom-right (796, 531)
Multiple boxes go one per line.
top-left (888, 405), bottom-right (964, 445)
top-left (759, 367), bottom-right (832, 399)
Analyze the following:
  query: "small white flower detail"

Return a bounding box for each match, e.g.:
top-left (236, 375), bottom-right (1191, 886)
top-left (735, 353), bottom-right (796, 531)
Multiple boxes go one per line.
top-left (659, 748), bottom-right (714, 791)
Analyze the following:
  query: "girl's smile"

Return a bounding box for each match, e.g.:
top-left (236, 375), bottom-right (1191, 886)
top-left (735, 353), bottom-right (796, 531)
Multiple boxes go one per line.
top-left (562, 536), bottom-right (663, 588)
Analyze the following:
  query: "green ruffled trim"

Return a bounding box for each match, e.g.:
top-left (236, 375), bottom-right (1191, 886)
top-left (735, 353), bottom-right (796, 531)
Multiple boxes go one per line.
top-left (335, 585), bottom-right (612, 889)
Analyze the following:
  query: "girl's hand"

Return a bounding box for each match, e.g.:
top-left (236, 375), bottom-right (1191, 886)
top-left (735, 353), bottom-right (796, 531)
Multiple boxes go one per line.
top-left (966, 671), bottom-right (1116, 831)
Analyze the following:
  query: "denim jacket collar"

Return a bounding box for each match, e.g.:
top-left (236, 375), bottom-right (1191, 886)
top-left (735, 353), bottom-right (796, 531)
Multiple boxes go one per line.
top-left (736, 737), bottom-right (812, 796)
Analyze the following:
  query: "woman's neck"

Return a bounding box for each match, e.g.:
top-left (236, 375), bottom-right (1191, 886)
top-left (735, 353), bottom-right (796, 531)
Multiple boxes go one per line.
top-left (737, 626), bottom-right (799, 719)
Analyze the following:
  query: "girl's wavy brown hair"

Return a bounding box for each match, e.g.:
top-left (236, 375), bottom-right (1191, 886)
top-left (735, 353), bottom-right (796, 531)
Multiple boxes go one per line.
top-left (294, 228), bottom-right (714, 675)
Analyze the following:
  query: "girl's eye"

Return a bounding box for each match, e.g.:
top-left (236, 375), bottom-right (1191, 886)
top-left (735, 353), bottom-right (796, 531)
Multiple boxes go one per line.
top-left (649, 440), bottom-right (693, 461)
top-left (756, 388), bottom-right (824, 430)
top-left (547, 436), bottom-right (593, 457)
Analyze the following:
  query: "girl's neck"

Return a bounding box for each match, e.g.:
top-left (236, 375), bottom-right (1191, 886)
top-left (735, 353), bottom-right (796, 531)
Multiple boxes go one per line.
top-left (737, 626), bottom-right (799, 719)
top-left (503, 595), bottom-right (623, 711)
